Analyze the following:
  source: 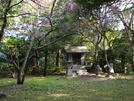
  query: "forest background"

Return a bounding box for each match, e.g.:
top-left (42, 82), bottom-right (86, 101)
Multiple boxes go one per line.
top-left (0, 0), bottom-right (134, 84)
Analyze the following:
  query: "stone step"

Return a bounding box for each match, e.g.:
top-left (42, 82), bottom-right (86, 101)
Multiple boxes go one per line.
top-left (77, 70), bottom-right (88, 75)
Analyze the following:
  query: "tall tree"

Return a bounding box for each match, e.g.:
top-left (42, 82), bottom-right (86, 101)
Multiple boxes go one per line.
top-left (4, 0), bottom-right (78, 84)
top-left (109, 0), bottom-right (134, 71)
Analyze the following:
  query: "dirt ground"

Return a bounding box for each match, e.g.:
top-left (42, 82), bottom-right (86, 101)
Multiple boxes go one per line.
top-left (77, 73), bottom-right (115, 81)
top-left (0, 83), bottom-right (31, 90)
top-left (48, 71), bottom-right (116, 81)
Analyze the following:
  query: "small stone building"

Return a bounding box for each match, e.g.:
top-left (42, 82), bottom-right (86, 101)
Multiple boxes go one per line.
top-left (63, 46), bottom-right (90, 77)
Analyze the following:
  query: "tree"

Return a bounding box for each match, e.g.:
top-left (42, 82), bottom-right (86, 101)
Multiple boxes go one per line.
top-left (3, 0), bottom-right (79, 84)
top-left (112, 30), bottom-right (131, 73)
top-left (109, 0), bottom-right (134, 71)
top-left (74, 2), bottom-right (118, 74)
top-left (0, 0), bottom-right (24, 41)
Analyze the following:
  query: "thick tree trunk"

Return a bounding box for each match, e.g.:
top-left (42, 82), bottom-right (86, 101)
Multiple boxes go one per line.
top-left (56, 50), bottom-right (61, 68)
top-left (17, 69), bottom-right (25, 84)
top-left (44, 50), bottom-right (48, 76)
top-left (12, 66), bottom-right (18, 78)
top-left (32, 57), bottom-right (38, 74)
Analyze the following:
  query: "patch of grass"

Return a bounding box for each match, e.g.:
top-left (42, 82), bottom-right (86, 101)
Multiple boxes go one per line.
top-left (0, 75), bottom-right (134, 101)
top-left (0, 78), bottom-right (16, 86)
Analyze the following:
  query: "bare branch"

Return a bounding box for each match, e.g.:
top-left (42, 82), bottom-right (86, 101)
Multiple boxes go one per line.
top-left (39, 30), bottom-right (54, 41)
top-left (9, 0), bottom-right (23, 10)
top-left (50, 0), bottom-right (57, 17)
top-left (37, 33), bottom-right (76, 50)
top-left (29, 33), bottom-right (76, 60)
top-left (0, 13), bottom-right (32, 19)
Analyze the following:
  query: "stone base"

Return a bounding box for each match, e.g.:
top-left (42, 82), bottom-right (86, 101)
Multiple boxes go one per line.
top-left (105, 74), bottom-right (114, 78)
top-left (96, 72), bottom-right (103, 76)
top-left (66, 65), bottom-right (89, 77)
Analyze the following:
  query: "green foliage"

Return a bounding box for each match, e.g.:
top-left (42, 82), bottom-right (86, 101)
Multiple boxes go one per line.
top-left (75, 0), bottom-right (117, 10)
top-left (0, 62), bottom-right (10, 78)
top-left (0, 51), bottom-right (10, 77)
top-left (6, 36), bottom-right (28, 59)
top-left (86, 66), bottom-right (96, 72)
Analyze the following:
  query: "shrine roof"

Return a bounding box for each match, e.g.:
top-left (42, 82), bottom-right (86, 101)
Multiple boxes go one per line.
top-left (65, 46), bottom-right (89, 53)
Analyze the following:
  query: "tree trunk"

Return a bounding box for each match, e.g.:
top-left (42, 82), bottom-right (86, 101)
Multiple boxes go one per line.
top-left (94, 45), bottom-right (99, 65)
top-left (32, 56), bottom-right (38, 74)
top-left (16, 36), bottom-right (33, 84)
top-left (12, 66), bottom-right (18, 78)
top-left (17, 69), bottom-right (25, 84)
top-left (132, 46), bottom-right (134, 72)
top-left (121, 57), bottom-right (125, 73)
top-left (103, 36), bottom-right (115, 76)
top-left (44, 50), bottom-right (48, 76)
top-left (56, 50), bottom-right (61, 68)
top-left (103, 37), bottom-right (109, 66)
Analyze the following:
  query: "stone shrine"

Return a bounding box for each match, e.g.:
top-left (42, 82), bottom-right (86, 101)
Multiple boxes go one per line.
top-left (62, 46), bottom-right (90, 77)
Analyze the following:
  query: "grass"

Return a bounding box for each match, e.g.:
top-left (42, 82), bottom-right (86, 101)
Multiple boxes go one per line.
top-left (0, 74), bottom-right (134, 101)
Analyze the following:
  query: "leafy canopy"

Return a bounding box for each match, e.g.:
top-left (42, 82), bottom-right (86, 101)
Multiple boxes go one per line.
top-left (75, 0), bottom-right (118, 9)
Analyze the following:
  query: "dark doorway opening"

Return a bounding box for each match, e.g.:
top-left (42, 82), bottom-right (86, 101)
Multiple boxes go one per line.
top-left (72, 53), bottom-right (81, 65)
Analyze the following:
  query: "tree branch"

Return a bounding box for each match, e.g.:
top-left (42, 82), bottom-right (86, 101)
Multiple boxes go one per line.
top-left (50, 0), bottom-right (57, 17)
top-left (0, 0), bottom-right (24, 41)
top-left (0, 0), bottom-right (12, 41)
top-left (8, 0), bottom-right (24, 10)
top-left (29, 33), bottom-right (76, 60)
top-left (37, 33), bottom-right (76, 50)
top-left (0, 13), bottom-right (31, 19)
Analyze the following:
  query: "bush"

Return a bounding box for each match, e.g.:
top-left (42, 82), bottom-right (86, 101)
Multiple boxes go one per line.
top-left (0, 63), bottom-right (10, 77)
top-left (86, 66), bottom-right (96, 72)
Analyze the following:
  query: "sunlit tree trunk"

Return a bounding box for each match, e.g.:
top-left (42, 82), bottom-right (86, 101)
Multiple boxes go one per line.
top-left (94, 45), bottom-right (98, 65)
top-left (103, 36), bottom-right (115, 76)
top-left (103, 37), bottom-right (109, 71)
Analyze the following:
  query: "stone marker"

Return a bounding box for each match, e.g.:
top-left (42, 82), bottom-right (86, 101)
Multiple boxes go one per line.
top-left (96, 65), bottom-right (102, 76)
top-left (106, 60), bottom-right (115, 77)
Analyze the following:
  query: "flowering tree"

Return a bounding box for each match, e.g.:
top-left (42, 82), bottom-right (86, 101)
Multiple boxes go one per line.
top-left (75, 0), bottom-right (134, 73)
top-left (3, 0), bottom-right (79, 84)
top-left (74, 0), bottom-right (119, 74)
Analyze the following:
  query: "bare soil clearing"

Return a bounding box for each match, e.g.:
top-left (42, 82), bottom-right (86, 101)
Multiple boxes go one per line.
top-left (77, 74), bottom-right (115, 81)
